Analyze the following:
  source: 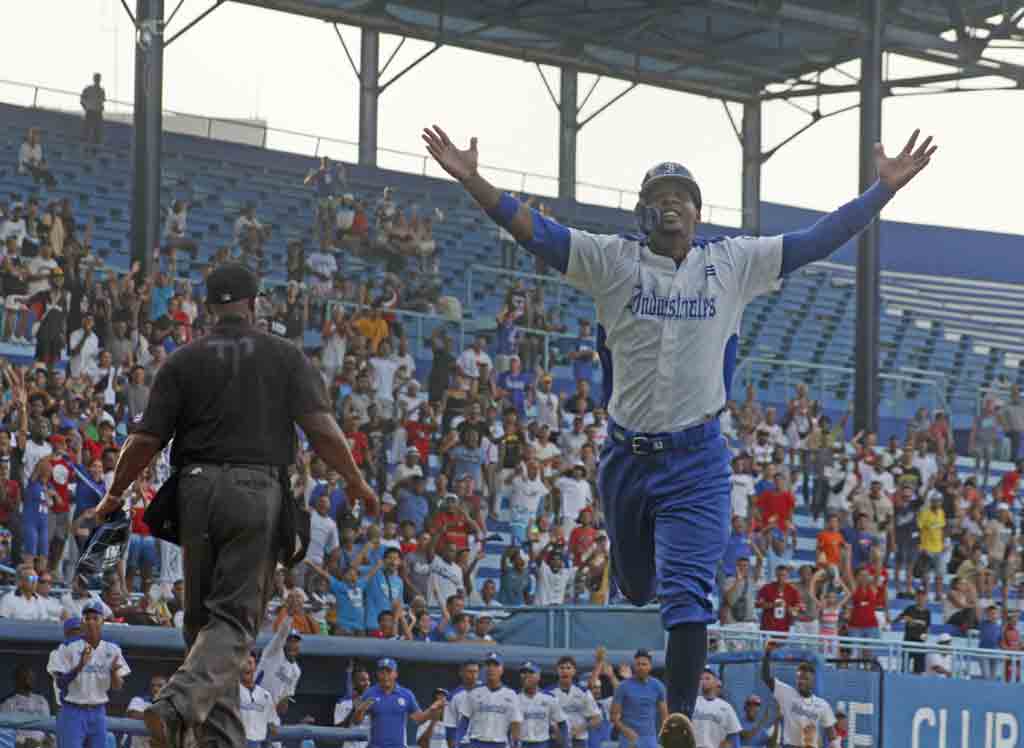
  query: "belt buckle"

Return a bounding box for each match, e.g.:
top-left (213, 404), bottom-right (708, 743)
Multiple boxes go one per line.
top-left (631, 435), bottom-right (653, 456)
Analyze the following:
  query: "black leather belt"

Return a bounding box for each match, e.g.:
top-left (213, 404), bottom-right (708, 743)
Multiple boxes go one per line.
top-left (185, 462), bottom-right (279, 477)
top-left (609, 416), bottom-right (722, 456)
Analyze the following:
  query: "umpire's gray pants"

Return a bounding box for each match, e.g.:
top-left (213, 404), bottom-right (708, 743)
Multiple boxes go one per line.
top-left (160, 464), bottom-right (282, 748)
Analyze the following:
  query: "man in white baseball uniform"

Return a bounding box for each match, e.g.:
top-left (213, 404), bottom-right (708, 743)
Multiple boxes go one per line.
top-left (334, 665), bottom-right (371, 748)
top-left (424, 121), bottom-right (937, 727)
top-left (444, 661), bottom-right (480, 748)
top-left (547, 657), bottom-right (599, 748)
top-left (47, 601), bottom-right (130, 748)
top-left (460, 653), bottom-right (522, 748)
top-left (517, 662), bottom-right (569, 748)
top-left (255, 622), bottom-right (302, 719)
top-left (240, 652), bottom-right (279, 748)
top-left (691, 670), bottom-right (740, 748)
top-left (761, 648), bottom-right (835, 748)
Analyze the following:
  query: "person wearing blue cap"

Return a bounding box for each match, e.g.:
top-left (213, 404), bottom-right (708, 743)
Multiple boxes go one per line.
top-left (459, 653), bottom-right (522, 748)
top-left (610, 650), bottom-right (666, 748)
top-left (518, 662), bottom-right (568, 748)
top-left (47, 601), bottom-right (130, 748)
top-left (351, 658), bottom-right (445, 748)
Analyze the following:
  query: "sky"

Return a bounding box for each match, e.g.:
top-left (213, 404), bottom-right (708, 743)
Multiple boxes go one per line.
top-left (3, 0), bottom-right (1023, 234)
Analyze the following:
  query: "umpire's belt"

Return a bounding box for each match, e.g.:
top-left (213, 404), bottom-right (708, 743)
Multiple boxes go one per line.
top-left (185, 462), bottom-right (279, 477)
top-left (609, 417), bottom-right (720, 456)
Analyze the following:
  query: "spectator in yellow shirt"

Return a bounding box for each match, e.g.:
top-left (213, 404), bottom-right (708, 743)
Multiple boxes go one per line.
top-left (354, 306), bottom-right (390, 353)
top-left (917, 496), bottom-right (946, 600)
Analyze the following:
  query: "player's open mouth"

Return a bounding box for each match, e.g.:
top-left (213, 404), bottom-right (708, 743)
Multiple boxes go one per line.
top-left (663, 210), bottom-right (680, 219)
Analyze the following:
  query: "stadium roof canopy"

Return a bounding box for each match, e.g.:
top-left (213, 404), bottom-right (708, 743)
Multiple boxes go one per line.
top-left (231, 0), bottom-right (1024, 101)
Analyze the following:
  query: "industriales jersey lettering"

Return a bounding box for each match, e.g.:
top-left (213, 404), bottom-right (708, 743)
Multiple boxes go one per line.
top-left (564, 230), bottom-right (782, 433)
top-left (464, 685), bottom-right (523, 742)
top-left (691, 695), bottom-right (741, 748)
top-left (518, 691), bottom-right (566, 742)
top-left (549, 685), bottom-right (599, 735)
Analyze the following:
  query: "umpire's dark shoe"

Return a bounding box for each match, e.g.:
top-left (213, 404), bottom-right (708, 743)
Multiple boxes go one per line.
top-left (144, 700), bottom-right (185, 748)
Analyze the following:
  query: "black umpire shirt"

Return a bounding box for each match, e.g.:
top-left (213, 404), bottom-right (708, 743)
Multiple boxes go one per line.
top-left (136, 316), bottom-right (330, 467)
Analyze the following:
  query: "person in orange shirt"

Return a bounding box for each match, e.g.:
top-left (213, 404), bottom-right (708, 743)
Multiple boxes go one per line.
top-left (273, 589), bottom-right (319, 635)
top-left (816, 514), bottom-right (847, 568)
top-left (353, 305), bottom-right (390, 353)
top-left (997, 460), bottom-right (1022, 507)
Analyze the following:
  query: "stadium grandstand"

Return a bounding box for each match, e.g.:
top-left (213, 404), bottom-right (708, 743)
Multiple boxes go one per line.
top-left (2, 1), bottom-right (1024, 747)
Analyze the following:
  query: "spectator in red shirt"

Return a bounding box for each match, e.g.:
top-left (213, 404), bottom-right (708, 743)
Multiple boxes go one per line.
top-left (46, 435), bottom-right (74, 577)
top-left (342, 414), bottom-right (368, 466)
top-left (756, 564), bottom-right (801, 633)
top-left (429, 496), bottom-right (477, 551)
top-left (0, 458), bottom-right (20, 532)
top-left (569, 507), bottom-right (598, 567)
top-left (403, 404), bottom-right (435, 463)
top-left (126, 473), bottom-right (157, 595)
top-left (756, 474), bottom-right (796, 533)
top-left (847, 567), bottom-right (884, 650)
top-left (997, 460), bottom-right (1022, 507)
top-left (862, 546), bottom-right (890, 609)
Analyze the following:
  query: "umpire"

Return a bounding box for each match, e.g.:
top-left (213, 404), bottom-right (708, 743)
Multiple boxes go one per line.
top-left (95, 262), bottom-right (376, 748)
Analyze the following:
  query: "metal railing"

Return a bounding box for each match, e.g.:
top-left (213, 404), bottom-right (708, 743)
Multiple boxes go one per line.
top-left (710, 625), bottom-right (1024, 682)
top-left (0, 77), bottom-right (742, 222)
top-left (732, 356), bottom-right (951, 416)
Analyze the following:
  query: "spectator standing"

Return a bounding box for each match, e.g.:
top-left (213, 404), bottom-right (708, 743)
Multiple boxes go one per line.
top-left (917, 496), bottom-right (947, 600)
top-left (47, 602), bottom-right (130, 747)
top-left (80, 74), bottom-right (105, 144)
top-left (535, 550), bottom-right (574, 606)
top-left (611, 649), bottom-right (667, 748)
top-left (978, 605), bottom-right (1003, 680)
top-left (756, 564), bottom-right (801, 634)
top-left (721, 557), bottom-right (757, 626)
top-left (926, 633), bottom-right (955, 677)
top-left (970, 399), bottom-right (1000, 489)
top-left (692, 669), bottom-right (740, 748)
top-left (0, 664), bottom-right (52, 748)
top-left (498, 546), bottom-right (533, 605)
top-left (1001, 385), bottom-right (1024, 461)
top-left (847, 567), bottom-right (884, 644)
top-left (162, 201), bottom-right (197, 258)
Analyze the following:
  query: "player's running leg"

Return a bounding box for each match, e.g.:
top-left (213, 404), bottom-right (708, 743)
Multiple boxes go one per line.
top-left (650, 437), bottom-right (732, 716)
top-left (597, 445), bottom-right (657, 607)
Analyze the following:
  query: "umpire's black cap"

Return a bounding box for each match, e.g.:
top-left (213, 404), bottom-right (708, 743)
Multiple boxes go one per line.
top-left (207, 262), bottom-right (260, 305)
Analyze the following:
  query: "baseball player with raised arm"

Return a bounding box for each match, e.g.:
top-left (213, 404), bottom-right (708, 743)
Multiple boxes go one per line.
top-left (517, 662), bottom-right (569, 748)
top-left (423, 124), bottom-right (937, 728)
top-left (691, 670), bottom-right (740, 748)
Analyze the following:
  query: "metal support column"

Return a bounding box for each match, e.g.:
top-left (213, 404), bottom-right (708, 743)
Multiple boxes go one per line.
top-left (854, 0), bottom-right (884, 434)
top-left (741, 100), bottom-right (762, 234)
top-left (131, 0), bottom-right (164, 278)
top-left (558, 67), bottom-right (578, 202)
top-left (358, 29), bottom-right (380, 167)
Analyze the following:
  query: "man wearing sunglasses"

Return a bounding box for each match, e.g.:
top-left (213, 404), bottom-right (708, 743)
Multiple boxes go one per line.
top-left (0, 564), bottom-right (44, 621)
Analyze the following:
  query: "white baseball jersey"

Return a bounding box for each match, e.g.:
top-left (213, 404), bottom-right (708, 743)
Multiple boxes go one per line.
top-left (464, 685), bottom-right (523, 742)
top-left (550, 685), bottom-right (599, 736)
top-left (730, 474), bottom-right (756, 519)
top-left (692, 695), bottom-right (741, 748)
top-left (47, 639), bottom-right (130, 705)
top-left (334, 697), bottom-right (370, 748)
top-left (443, 686), bottom-right (474, 744)
top-left (417, 721), bottom-right (449, 748)
top-left (240, 683), bottom-right (278, 742)
top-left (772, 679), bottom-right (836, 748)
top-left (257, 621), bottom-right (302, 705)
top-left (564, 230), bottom-right (782, 433)
top-left (518, 690), bottom-right (566, 742)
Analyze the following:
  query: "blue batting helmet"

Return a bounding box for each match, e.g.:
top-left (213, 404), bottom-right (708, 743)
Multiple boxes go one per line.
top-left (634, 162), bottom-right (702, 234)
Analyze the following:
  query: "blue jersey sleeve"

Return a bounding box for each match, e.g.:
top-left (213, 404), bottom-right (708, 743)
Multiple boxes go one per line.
top-left (404, 687), bottom-right (422, 715)
top-left (780, 180), bottom-right (894, 276)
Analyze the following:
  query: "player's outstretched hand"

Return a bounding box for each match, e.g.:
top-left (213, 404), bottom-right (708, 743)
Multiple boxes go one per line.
top-left (422, 126), bottom-right (478, 182)
top-left (94, 492), bottom-right (124, 520)
top-left (875, 129), bottom-right (937, 192)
